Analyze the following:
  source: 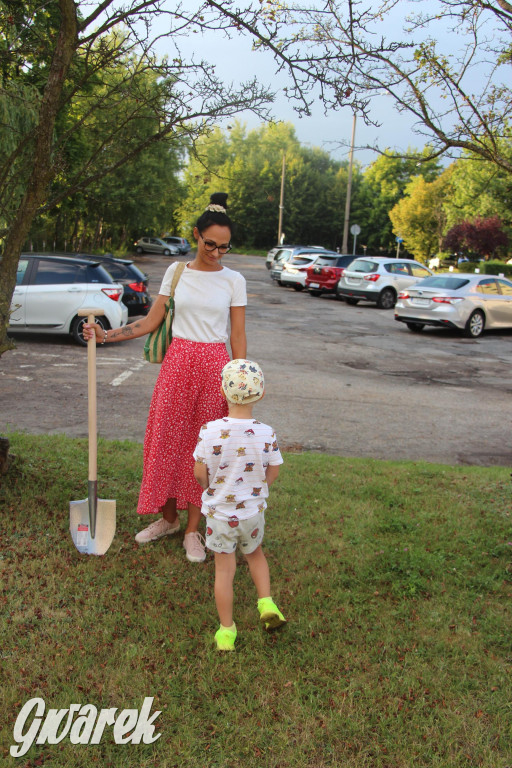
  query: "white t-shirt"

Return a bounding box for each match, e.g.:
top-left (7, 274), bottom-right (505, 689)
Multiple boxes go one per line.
top-left (159, 261), bottom-right (247, 344)
top-left (193, 417), bottom-right (284, 521)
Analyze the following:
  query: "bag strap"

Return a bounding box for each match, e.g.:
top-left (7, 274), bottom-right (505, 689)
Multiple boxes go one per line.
top-left (169, 261), bottom-right (186, 298)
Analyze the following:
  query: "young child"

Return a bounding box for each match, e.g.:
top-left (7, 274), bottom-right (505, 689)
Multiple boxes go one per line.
top-left (193, 359), bottom-right (286, 651)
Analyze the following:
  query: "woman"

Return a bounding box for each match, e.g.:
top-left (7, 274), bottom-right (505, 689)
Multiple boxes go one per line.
top-left (84, 193), bottom-right (247, 563)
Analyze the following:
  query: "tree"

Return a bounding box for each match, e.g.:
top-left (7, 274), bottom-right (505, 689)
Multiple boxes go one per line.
top-left (177, 121), bottom-right (362, 249)
top-left (211, 0), bottom-right (512, 172)
top-left (443, 216), bottom-right (509, 257)
top-left (443, 145), bottom-right (512, 240)
top-left (389, 169), bottom-right (453, 261)
top-left (360, 150), bottom-right (442, 253)
top-left (0, 0), bottom-right (274, 355)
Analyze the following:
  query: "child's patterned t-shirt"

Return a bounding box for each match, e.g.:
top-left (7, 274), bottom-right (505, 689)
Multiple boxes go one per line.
top-left (193, 417), bottom-right (283, 521)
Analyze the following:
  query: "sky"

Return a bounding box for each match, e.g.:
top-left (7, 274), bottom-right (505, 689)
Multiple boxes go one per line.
top-left (153, 0), bottom-right (458, 168)
top-left (149, 0), bottom-right (503, 170)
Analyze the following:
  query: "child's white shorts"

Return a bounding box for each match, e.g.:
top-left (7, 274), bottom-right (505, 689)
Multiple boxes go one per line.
top-left (205, 510), bottom-right (265, 554)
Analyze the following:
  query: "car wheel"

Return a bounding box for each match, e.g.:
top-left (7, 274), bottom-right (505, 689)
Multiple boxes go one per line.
top-left (345, 297), bottom-right (359, 306)
top-left (406, 322), bottom-right (425, 333)
top-left (71, 315), bottom-right (108, 347)
top-left (464, 310), bottom-right (485, 338)
top-left (377, 287), bottom-right (396, 309)
top-left (136, 246), bottom-right (143, 254)
top-left (163, 249), bottom-right (171, 257)
top-left (293, 284), bottom-right (304, 291)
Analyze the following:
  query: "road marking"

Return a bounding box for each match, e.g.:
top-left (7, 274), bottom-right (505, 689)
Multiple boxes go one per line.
top-left (110, 360), bottom-right (148, 387)
top-left (98, 357), bottom-right (138, 363)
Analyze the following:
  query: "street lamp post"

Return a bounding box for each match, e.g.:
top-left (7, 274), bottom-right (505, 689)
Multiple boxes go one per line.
top-left (277, 153), bottom-right (285, 246)
top-left (342, 114), bottom-right (357, 254)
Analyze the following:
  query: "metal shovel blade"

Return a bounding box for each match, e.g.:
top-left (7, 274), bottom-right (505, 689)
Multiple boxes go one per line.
top-left (70, 483), bottom-right (116, 556)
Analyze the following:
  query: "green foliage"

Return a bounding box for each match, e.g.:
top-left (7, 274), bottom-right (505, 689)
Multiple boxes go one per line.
top-left (483, 261), bottom-right (512, 277)
top-left (389, 168), bottom-right (452, 260)
top-left (443, 146), bottom-right (512, 239)
top-left (362, 150), bottom-right (443, 253)
top-left (2, 433), bottom-right (512, 767)
top-left (177, 122), bottom-right (365, 250)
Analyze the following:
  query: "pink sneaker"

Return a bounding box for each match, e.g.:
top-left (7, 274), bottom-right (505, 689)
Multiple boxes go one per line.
top-left (183, 531), bottom-right (206, 563)
top-left (135, 517), bottom-right (180, 544)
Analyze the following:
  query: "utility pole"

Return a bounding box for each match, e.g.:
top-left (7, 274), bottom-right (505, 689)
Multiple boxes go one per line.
top-left (342, 114), bottom-right (357, 254)
top-left (277, 153), bottom-right (285, 245)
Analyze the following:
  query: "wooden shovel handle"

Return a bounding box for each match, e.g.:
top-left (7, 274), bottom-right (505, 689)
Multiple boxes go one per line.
top-left (78, 308), bottom-right (105, 483)
top-left (86, 312), bottom-right (98, 483)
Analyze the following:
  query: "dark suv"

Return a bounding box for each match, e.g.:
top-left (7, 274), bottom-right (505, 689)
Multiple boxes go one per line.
top-left (77, 254), bottom-right (152, 316)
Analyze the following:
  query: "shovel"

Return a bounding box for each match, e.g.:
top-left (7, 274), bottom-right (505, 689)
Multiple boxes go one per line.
top-left (70, 309), bottom-right (116, 555)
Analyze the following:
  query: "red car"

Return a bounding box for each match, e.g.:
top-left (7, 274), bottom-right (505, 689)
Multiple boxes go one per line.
top-left (305, 254), bottom-right (357, 296)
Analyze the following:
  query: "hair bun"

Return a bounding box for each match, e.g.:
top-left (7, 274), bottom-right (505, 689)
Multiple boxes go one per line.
top-left (207, 192), bottom-right (228, 212)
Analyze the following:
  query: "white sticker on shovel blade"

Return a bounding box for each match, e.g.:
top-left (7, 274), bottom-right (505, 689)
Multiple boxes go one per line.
top-left (76, 524), bottom-right (89, 548)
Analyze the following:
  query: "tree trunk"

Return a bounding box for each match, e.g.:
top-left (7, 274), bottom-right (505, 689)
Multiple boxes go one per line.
top-left (92, 218), bottom-right (103, 251)
top-left (0, 0), bottom-right (78, 357)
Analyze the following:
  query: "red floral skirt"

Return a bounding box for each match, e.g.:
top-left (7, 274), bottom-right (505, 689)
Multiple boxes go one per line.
top-left (137, 338), bottom-right (230, 514)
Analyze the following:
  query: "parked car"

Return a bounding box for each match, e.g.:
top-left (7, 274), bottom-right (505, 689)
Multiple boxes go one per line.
top-left (161, 235), bottom-right (191, 254)
top-left (336, 257), bottom-right (433, 309)
top-left (266, 244), bottom-right (324, 270)
top-left (394, 273), bottom-right (512, 338)
top-left (134, 237), bottom-right (179, 256)
top-left (305, 254), bottom-right (356, 296)
top-left (9, 254), bottom-right (128, 345)
top-left (280, 253), bottom-right (323, 290)
top-left (77, 254), bottom-right (151, 317)
top-left (270, 246), bottom-right (328, 283)
top-left (266, 244), bottom-right (293, 269)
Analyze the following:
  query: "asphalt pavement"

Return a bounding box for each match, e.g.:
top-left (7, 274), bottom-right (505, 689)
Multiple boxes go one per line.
top-left (2, 252), bottom-right (512, 467)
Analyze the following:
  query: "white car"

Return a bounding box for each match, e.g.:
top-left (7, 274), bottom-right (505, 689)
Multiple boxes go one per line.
top-left (9, 254), bottom-right (128, 345)
top-left (336, 256), bottom-right (433, 309)
top-left (280, 253), bottom-right (322, 290)
top-left (395, 273), bottom-right (512, 338)
top-left (266, 244), bottom-right (292, 269)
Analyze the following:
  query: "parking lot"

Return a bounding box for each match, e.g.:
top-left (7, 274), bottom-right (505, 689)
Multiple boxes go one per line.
top-left (2, 252), bottom-right (512, 466)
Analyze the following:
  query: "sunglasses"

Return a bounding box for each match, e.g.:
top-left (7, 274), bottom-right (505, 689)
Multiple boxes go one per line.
top-left (199, 233), bottom-right (232, 254)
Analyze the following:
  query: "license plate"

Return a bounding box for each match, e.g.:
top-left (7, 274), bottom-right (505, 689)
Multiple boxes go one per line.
top-left (412, 298), bottom-right (429, 306)
top-left (309, 282), bottom-right (320, 288)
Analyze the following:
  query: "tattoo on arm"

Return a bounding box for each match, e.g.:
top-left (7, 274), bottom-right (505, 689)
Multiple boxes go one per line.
top-left (110, 321), bottom-right (142, 340)
top-left (110, 328), bottom-right (132, 339)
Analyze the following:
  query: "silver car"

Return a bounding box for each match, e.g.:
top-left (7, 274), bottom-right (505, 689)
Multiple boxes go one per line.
top-left (134, 237), bottom-right (179, 256)
top-left (336, 256), bottom-right (433, 308)
top-left (394, 273), bottom-right (512, 338)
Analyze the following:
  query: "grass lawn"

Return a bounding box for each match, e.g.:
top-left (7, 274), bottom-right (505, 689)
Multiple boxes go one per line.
top-left (1, 432), bottom-right (511, 767)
